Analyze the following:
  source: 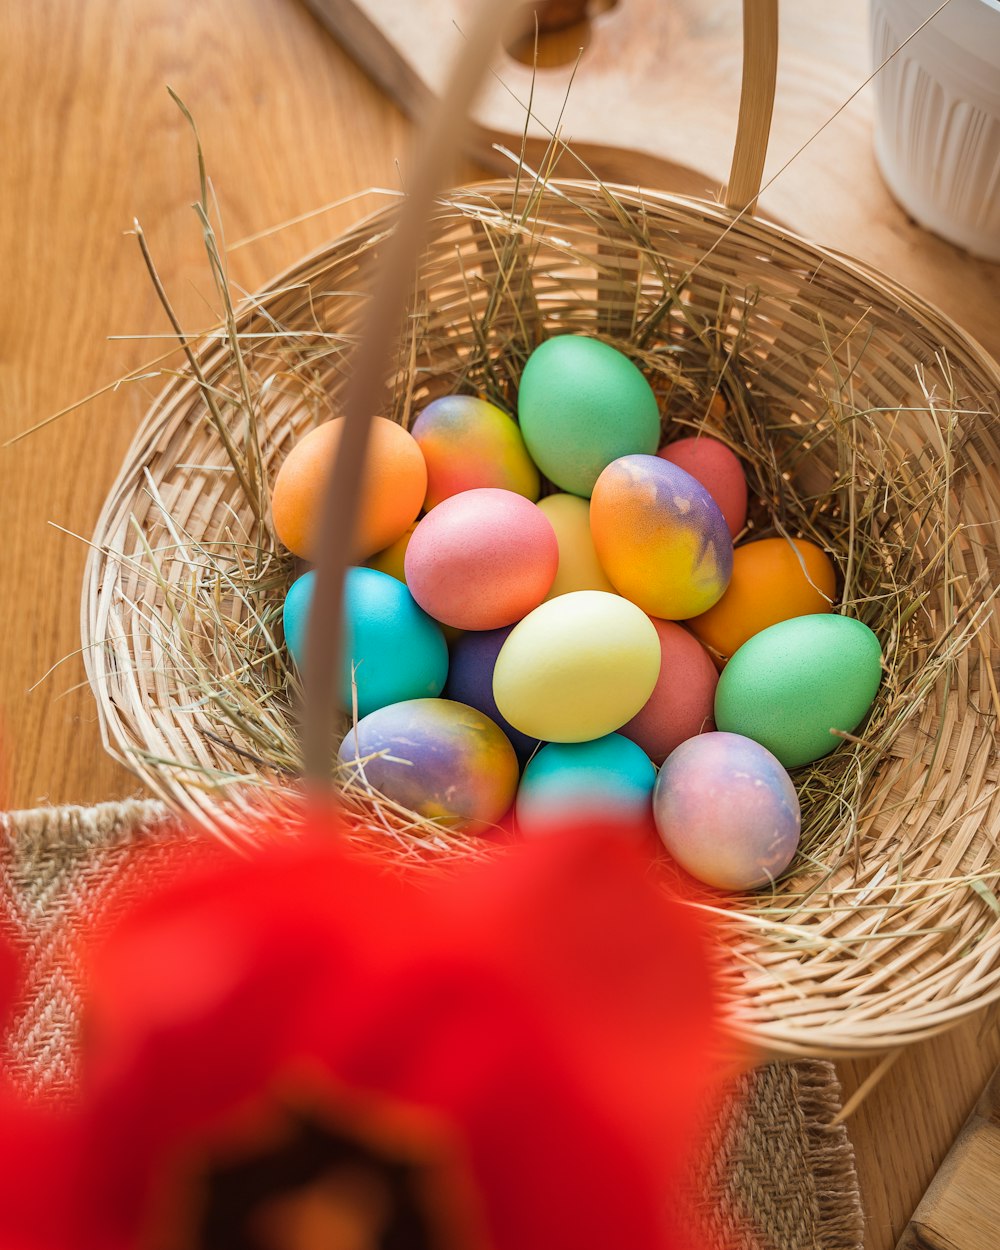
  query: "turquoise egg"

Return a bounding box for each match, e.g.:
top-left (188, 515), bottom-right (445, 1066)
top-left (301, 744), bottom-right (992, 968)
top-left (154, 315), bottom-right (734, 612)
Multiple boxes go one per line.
top-left (653, 731), bottom-right (800, 891)
top-left (282, 567), bottom-right (448, 718)
top-left (517, 336), bottom-right (661, 496)
top-left (714, 614), bottom-right (883, 768)
top-left (515, 734), bottom-right (656, 838)
top-left (338, 698), bottom-right (519, 832)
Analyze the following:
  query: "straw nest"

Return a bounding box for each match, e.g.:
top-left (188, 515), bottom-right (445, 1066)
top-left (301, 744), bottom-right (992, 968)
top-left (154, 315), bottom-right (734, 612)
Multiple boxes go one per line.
top-left (84, 175), bottom-right (1000, 1058)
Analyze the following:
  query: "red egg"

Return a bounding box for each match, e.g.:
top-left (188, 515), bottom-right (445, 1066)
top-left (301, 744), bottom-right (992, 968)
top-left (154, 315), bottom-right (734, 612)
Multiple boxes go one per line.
top-left (619, 619), bottom-right (718, 764)
top-left (404, 488), bottom-right (558, 630)
top-left (657, 436), bottom-right (748, 538)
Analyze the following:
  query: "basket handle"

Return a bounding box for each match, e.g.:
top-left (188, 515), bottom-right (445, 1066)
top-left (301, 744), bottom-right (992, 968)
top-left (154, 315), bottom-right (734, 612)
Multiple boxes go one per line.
top-left (302, 0), bottom-right (778, 783)
top-left (301, 0), bottom-right (530, 783)
top-left (724, 0), bottom-right (779, 214)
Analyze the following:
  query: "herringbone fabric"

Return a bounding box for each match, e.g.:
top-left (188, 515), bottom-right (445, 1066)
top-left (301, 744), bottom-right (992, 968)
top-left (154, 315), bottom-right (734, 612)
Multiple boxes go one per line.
top-left (0, 800), bottom-right (864, 1249)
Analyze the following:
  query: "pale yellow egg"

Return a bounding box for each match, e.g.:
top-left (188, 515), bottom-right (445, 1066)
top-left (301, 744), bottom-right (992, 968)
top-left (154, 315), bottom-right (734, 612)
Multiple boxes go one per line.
top-left (536, 494), bottom-right (616, 600)
top-left (492, 591), bottom-right (660, 742)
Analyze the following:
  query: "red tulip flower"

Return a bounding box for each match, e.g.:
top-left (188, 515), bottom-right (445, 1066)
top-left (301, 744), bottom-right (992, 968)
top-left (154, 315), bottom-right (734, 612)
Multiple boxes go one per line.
top-left (0, 808), bottom-right (741, 1250)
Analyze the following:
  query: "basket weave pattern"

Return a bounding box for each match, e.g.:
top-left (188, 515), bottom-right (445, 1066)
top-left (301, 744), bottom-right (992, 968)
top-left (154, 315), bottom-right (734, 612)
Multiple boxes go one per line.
top-left (84, 180), bottom-right (1000, 1057)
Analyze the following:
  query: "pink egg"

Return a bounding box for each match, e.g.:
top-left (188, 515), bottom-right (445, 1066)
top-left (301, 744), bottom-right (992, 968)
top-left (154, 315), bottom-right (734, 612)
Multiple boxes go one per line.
top-left (619, 620), bottom-right (718, 764)
top-left (658, 436), bottom-right (748, 538)
top-left (404, 488), bottom-right (558, 630)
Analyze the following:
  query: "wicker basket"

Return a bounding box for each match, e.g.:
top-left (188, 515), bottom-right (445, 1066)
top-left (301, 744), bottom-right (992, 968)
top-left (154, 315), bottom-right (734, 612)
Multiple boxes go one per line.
top-left (83, 8), bottom-right (1000, 1058)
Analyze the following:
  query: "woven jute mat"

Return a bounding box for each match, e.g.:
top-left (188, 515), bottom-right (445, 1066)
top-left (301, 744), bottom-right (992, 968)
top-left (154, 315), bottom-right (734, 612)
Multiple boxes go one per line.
top-left (0, 800), bottom-right (864, 1250)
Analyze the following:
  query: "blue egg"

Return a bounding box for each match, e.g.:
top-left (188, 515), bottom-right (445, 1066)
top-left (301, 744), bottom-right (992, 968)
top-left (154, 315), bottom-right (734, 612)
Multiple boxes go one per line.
top-left (515, 733), bottom-right (656, 837)
top-left (282, 567), bottom-right (449, 718)
top-left (445, 626), bottom-right (539, 764)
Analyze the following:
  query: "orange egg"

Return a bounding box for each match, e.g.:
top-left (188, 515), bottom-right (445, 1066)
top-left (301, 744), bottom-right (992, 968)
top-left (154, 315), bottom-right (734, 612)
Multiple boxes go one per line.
top-left (270, 416), bottom-right (426, 560)
top-left (687, 537), bottom-right (837, 660)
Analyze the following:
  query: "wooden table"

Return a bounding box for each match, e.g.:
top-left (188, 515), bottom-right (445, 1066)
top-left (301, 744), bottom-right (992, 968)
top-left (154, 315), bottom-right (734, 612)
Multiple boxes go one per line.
top-left (2, 2), bottom-right (998, 1247)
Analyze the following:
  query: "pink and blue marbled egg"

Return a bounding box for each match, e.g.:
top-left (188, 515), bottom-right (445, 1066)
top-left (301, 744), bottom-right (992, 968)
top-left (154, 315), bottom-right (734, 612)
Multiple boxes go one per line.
top-left (337, 698), bottom-right (518, 833)
top-left (590, 454), bottom-right (733, 619)
top-left (652, 731), bottom-right (800, 891)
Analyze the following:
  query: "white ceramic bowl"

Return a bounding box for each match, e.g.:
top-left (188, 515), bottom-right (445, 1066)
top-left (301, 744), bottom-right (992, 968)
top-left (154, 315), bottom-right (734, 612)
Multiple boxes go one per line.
top-left (870, 0), bottom-right (1000, 260)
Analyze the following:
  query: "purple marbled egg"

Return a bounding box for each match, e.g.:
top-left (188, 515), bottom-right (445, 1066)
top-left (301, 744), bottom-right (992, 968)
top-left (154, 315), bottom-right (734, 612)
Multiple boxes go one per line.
top-left (338, 698), bottom-right (519, 833)
top-left (652, 731), bottom-right (800, 890)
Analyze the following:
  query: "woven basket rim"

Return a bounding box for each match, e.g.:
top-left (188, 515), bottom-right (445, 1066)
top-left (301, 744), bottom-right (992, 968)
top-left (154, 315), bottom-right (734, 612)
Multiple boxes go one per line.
top-left (82, 176), bottom-right (1000, 1058)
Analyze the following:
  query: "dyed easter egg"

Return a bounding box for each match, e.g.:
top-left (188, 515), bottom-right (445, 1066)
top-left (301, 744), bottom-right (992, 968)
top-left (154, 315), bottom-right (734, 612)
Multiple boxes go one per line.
top-left (653, 731), bottom-right (801, 891)
top-left (366, 525), bottom-right (463, 644)
top-left (536, 494), bottom-right (616, 599)
top-left (688, 538), bottom-right (837, 660)
top-left (516, 734), bottom-right (656, 838)
top-left (445, 627), bottom-right (539, 763)
top-left (411, 395), bottom-right (540, 509)
top-left (620, 620), bottom-right (718, 764)
top-left (404, 488), bottom-right (558, 631)
top-left (590, 454), bottom-right (733, 619)
top-left (271, 416), bottom-right (426, 561)
top-left (493, 591), bottom-right (660, 742)
top-left (338, 698), bottom-right (518, 832)
top-left (714, 614), bottom-right (883, 768)
top-left (367, 523), bottom-right (416, 583)
top-left (282, 567), bottom-right (448, 718)
top-left (517, 336), bottom-right (660, 496)
top-left (658, 435), bottom-right (748, 538)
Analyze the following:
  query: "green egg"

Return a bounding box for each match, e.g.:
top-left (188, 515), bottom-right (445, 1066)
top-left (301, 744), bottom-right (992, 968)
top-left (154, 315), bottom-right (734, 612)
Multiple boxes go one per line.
top-left (714, 614), bottom-right (883, 768)
top-left (517, 336), bottom-right (660, 497)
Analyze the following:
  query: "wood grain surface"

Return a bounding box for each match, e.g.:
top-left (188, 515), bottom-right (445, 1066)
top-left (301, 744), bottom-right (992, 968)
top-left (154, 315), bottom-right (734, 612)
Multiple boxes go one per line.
top-left (307, 0), bottom-right (1000, 361)
top-left (0, 0), bottom-right (477, 810)
top-left (895, 1059), bottom-right (1000, 1250)
top-left (1, 3), bottom-right (999, 1248)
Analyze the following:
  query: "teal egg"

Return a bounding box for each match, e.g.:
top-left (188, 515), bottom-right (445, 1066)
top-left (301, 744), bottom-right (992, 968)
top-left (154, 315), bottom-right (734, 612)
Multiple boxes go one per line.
top-left (517, 336), bottom-right (660, 497)
top-left (714, 614), bottom-right (883, 768)
top-left (515, 733), bottom-right (656, 837)
top-left (282, 567), bottom-right (448, 718)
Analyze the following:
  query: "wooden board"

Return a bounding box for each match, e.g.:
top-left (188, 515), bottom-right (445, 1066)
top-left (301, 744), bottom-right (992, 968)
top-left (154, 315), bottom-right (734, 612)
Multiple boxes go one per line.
top-left (896, 1063), bottom-right (1000, 1250)
top-left (840, 1008), bottom-right (1000, 1250)
top-left (303, 0), bottom-right (1000, 362)
top-left (1, 5), bottom-right (999, 1246)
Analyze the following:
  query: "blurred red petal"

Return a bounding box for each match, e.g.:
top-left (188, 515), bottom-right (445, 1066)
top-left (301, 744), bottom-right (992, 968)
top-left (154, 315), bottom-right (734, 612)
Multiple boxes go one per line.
top-left (0, 805), bottom-right (739, 1250)
top-left (0, 935), bottom-right (20, 1043)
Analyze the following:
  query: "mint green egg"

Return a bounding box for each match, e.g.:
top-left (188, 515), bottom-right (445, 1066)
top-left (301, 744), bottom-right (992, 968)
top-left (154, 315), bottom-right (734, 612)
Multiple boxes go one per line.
top-left (714, 615), bottom-right (883, 768)
top-left (517, 336), bottom-right (660, 497)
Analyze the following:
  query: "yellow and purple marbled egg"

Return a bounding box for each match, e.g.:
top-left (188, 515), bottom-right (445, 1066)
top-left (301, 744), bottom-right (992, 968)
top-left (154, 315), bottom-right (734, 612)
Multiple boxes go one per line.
top-left (652, 731), bottom-right (800, 891)
top-left (337, 698), bottom-right (518, 833)
top-left (590, 454), bottom-right (733, 619)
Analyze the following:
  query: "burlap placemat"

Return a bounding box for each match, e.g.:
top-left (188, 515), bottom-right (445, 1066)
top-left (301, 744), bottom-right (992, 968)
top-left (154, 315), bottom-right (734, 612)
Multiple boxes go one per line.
top-left (0, 800), bottom-right (864, 1250)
